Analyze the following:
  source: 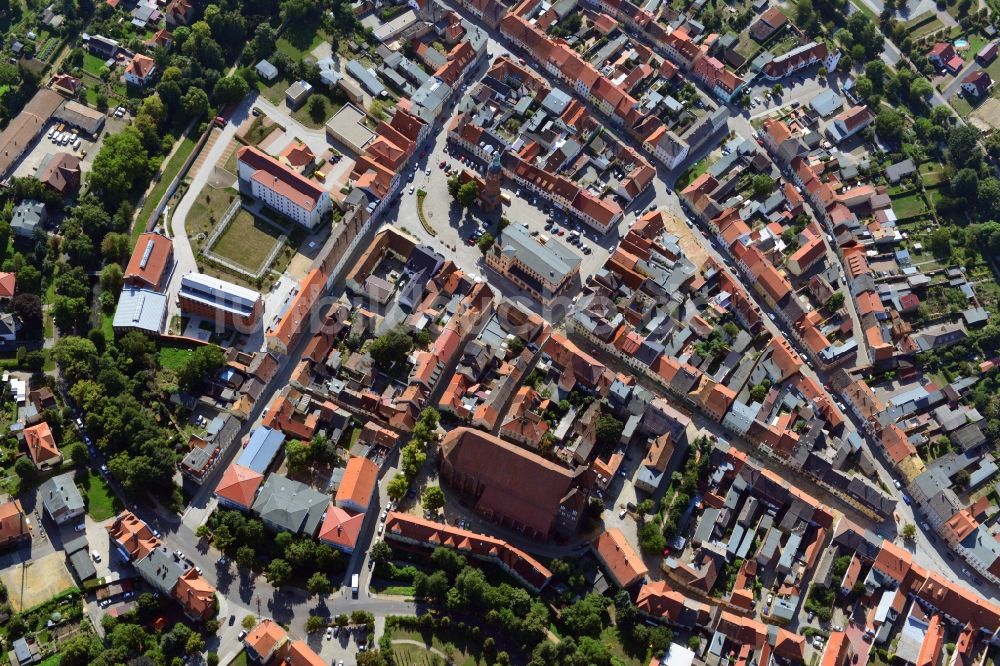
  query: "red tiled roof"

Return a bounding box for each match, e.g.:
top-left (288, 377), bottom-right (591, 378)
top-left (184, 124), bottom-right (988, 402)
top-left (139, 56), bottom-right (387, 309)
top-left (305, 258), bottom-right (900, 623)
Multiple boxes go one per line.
top-left (125, 232), bottom-right (173, 291)
top-left (214, 464), bottom-right (264, 509)
top-left (384, 511), bottom-right (553, 590)
top-left (317, 505), bottom-right (364, 551)
top-left (25, 421), bottom-right (59, 466)
top-left (335, 456), bottom-right (378, 510)
top-left (237, 146), bottom-right (326, 212)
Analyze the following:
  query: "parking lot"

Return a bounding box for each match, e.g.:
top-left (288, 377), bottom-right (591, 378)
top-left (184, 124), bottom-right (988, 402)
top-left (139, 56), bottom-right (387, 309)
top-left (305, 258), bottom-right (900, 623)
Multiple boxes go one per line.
top-left (390, 106), bottom-right (632, 307)
top-left (12, 110), bottom-right (129, 182)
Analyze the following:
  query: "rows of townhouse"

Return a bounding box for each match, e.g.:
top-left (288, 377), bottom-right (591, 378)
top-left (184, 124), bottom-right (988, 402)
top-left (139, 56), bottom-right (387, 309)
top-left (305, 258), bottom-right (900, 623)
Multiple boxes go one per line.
top-left (498, 0), bottom-right (728, 172)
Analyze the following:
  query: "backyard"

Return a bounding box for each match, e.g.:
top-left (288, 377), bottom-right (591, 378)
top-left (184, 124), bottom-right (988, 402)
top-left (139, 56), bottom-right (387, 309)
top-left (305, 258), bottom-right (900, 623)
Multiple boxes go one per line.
top-left (890, 192), bottom-right (930, 219)
top-left (276, 24), bottom-right (327, 60)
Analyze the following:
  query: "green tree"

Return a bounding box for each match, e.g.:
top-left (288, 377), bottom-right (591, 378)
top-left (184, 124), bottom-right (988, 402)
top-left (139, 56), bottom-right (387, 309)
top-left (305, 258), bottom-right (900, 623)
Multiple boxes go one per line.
top-left (213, 75), bottom-right (249, 105)
top-left (88, 127), bottom-right (151, 208)
top-left (421, 485), bottom-right (446, 513)
top-left (751, 174), bottom-right (776, 197)
top-left (637, 520), bottom-right (666, 554)
top-left (177, 344), bottom-right (226, 392)
top-left (181, 88), bottom-right (210, 119)
top-left (307, 572), bottom-right (332, 596)
top-left (185, 633), bottom-right (205, 655)
top-left (954, 469), bottom-right (971, 489)
top-left (101, 232), bottom-right (131, 264)
top-left (305, 615), bottom-right (326, 632)
top-left (236, 545), bottom-right (256, 570)
top-left (284, 439), bottom-right (310, 474)
top-left (369, 99), bottom-right (386, 121)
top-left (241, 615), bottom-right (257, 630)
top-left (14, 456), bottom-right (36, 483)
top-left (902, 523), bottom-right (917, 540)
top-left (265, 558), bottom-right (292, 586)
top-left (477, 232), bottom-right (494, 255)
top-left (308, 95), bottom-right (326, 123)
top-left (99, 263), bottom-right (123, 294)
top-left (909, 77), bottom-right (933, 103)
top-left (371, 540), bottom-right (392, 563)
top-left (595, 415), bottom-right (624, 446)
top-left (875, 109), bottom-right (904, 143)
top-left (456, 181), bottom-right (480, 208)
top-left (825, 292), bottom-right (845, 310)
top-left (386, 474), bottom-right (409, 500)
top-left (561, 594), bottom-right (605, 637)
top-left (368, 327), bottom-right (415, 368)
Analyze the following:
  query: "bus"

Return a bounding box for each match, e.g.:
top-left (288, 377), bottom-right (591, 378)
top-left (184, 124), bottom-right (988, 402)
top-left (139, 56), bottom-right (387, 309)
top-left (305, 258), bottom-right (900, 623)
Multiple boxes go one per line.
top-left (351, 574), bottom-right (359, 598)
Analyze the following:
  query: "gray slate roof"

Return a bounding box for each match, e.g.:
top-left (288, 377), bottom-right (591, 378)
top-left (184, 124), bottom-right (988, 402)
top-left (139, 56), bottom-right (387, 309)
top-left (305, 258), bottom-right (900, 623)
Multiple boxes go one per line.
top-left (251, 473), bottom-right (328, 535)
top-left (499, 225), bottom-right (581, 285)
top-left (40, 472), bottom-right (84, 520)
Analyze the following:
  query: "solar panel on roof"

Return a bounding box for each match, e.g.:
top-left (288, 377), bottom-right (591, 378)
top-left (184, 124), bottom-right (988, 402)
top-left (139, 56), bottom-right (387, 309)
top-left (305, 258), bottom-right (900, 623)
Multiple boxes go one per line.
top-left (139, 238), bottom-right (154, 269)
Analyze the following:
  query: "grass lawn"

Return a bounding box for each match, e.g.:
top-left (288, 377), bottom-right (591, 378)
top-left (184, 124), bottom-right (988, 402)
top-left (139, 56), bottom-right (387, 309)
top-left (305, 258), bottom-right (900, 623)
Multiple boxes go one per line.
top-left (390, 628), bottom-right (486, 666)
top-left (891, 193), bottom-right (929, 219)
top-left (229, 651), bottom-right (249, 666)
top-left (242, 116), bottom-right (283, 146)
top-left (925, 186), bottom-right (945, 208)
top-left (133, 134), bottom-right (198, 246)
top-left (966, 33), bottom-right (988, 57)
top-left (187, 186), bottom-right (237, 247)
top-left (985, 56), bottom-right (1000, 83)
top-left (256, 77), bottom-right (291, 106)
top-left (290, 93), bottom-right (342, 129)
top-left (158, 345), bottom-right (195, 371)
top-left (599, 625), bottom-right (650, 666)
top-left (82, 53), bottom-right (107, 77)
top-left (371, 583), bottom-right (415, 596)
top-left (80, 471), bottom-right (118, 521)
top-left (209, 210), bottom-right (285, 273)
top-left (951, 92), bottom-right (974, 117)
top-left (100, 312), bottom-right (114, 341)
top-left (276, 25), bottom-right (326, 60)
top-left (909, 15), bottom-right (946, 39)
top-left (848, 0), bottom-right (878, 19)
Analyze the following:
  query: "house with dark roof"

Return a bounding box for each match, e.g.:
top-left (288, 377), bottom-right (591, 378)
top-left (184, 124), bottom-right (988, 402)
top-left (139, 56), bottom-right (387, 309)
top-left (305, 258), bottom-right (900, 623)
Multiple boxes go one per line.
top-left (250, 474), bottom-right (328, 536)
top-left (40, 472), bottom-right (84, 524)
top-left (749, 6), bottom-right (787, 41)
top-left (36, 152), bottom-right (81, 196)
top-left (962, 70), bottom-right (992, 98)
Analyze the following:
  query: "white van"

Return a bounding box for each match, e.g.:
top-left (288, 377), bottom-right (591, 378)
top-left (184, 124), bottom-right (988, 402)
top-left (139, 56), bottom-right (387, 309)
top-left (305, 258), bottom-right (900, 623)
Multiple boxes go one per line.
top-left (73, 138), bottom-right (82, 151)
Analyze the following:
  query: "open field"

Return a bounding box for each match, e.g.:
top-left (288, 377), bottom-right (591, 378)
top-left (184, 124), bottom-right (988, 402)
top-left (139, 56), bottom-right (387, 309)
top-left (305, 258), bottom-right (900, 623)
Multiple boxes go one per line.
top-left (209, 210), bottom-right (285, 273)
